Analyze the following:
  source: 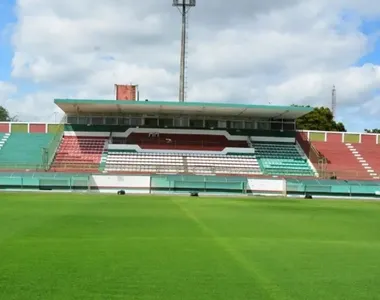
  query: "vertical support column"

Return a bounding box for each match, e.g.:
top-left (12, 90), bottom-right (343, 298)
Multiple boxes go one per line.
top-left (282, 178), bottom-right (287, 197)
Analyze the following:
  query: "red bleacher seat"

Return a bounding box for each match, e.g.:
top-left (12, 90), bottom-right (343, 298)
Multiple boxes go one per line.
top-left (115, 133), bottom-right (248, 151)
top-left (51, 136), bottom-right (107, 172)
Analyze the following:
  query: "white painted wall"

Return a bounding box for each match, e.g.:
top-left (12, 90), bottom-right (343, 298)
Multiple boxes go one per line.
top-left (250, 136), bottom-right (295, 143)
top-left (107, 144), bottom-right (255, 155)
top-left (90, 175), bottom-right (150, 193)
top-left (247, 178), bottom-right (285, 195)
top-left (65, 128), bottom-right (248, 140)
top-left (64, 131), bottom-right (109, 137)
top-left (116, 128), bottom-right (248, 140)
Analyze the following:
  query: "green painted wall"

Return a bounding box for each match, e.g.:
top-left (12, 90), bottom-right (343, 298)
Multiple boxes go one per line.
top-left (344, 134), bottom-right (360, 143)
top-left (309, 132), bottom-right (325, 142)
top-left (11, 123), bottom-right (28, 133)
top-left (48, 124), bottom-right (63, 133)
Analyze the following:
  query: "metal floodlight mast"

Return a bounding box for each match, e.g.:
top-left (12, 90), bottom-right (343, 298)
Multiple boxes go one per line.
top-left (173, 0), bottom-right (196, 102)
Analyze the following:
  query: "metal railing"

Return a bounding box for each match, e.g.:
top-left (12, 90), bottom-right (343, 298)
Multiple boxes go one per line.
top-left (42, 117), bottom-right (65, 170)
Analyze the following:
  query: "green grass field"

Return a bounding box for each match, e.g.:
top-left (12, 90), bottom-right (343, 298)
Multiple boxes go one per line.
top-left (1, 193), bottom-right (380, 300)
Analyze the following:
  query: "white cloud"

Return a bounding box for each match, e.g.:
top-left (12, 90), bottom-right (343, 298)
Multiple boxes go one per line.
top-left (4, 0), bottom-right (380, 129)
top-left (0, 82), bottom-right (17, 116)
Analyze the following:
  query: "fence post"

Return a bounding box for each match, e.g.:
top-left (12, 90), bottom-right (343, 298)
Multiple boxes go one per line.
top-left (149, 176), bottom-right (152, 194)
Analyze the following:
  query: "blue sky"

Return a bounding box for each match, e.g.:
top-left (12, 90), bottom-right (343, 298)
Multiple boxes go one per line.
top-left (0, 0), bottom-right (15, 81)
top-left (0, 0), bottom-right (380, 131)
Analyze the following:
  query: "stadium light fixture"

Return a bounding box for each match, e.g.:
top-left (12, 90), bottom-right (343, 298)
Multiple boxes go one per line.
top-left (172, 0), bottom-right (196, 102)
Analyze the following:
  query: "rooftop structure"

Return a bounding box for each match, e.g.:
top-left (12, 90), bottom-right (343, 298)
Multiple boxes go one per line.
top-left (54, 99), bottom-right (313, 119)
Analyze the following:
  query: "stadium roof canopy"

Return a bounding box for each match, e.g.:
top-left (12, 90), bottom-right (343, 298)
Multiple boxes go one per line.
top-left (54, 99), bottom-right (313, 119)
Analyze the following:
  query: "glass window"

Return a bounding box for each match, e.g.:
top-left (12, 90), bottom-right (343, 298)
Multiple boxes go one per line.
top-left (130, 117), bottom-right (142, 126)
top-left (232, 121), bottom-right (243, 129)
top-left (245, 121), bottom-right (253, 129)
top-left (218, 121), bottom-right (227, 128)
top-left (205, 119), bottom-right (218, 128)
top-left (78, 116), bottom-right (88, 124)
top-left (159, 118), bottom-right (173, 127)
top-left (181, 117), bottom-right (189, 127)
top-left (271, 122), bottom-right (282, 130)
top-left (257, 121), bottom-right (270, 130)
top-left (118, 117), bottom-right (128, 125)
top-left (174, 118), bottom-right (181, 127)
top-left (190, 119), bottom-right (203, 128)
top-left (283, 123), bottom-right (295, 131)
top-left (67, 116), bottom-right (77, 124)
top-left (145, 118), bottom-right (158, 127)
top-left (92, 117), bottom-right (103, 125)
top-left (105, 117), bottom-right (117, 125)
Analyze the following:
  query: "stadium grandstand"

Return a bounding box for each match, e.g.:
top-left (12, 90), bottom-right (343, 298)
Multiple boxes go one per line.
top-left (1, 92), bottom-right (380, 183)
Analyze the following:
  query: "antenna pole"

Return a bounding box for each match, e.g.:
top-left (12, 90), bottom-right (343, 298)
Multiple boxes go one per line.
top-left (332, 85), bottom-right (337, 118)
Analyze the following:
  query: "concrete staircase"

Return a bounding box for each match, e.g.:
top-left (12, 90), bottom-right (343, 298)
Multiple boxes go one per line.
top-left (345, 143), bottom-right (379, 179)
top-left (0, 133), bottom-right (10, 151)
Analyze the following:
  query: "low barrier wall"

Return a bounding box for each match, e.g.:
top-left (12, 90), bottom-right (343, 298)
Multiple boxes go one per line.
top-left (150, 175), bottom-right (248, 194)
top-left (0, 172), bottom-right (90, 191)
top-left (287, 179), bottom-right (380, 197)
top-left (1, 172), bottom-right (380, 198)
top-left (0, 173), bottom-right (286, 195)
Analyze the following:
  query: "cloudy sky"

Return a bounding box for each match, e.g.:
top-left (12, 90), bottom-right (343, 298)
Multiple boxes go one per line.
top-left (0, 0), bottom-right (380, 130)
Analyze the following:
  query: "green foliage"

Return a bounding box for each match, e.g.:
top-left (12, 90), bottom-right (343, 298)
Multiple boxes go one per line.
top-left (0, 106), bottom-right (17, 122)
top-left (294, 106), bottom-right (346, 132)
top-left (364, 129), bottom-right (380, 133)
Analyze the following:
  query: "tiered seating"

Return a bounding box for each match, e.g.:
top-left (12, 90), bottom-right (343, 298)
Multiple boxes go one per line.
top-left (0, 133), bottom-right (54, 169)
top-left (312, 142), bottom-right (370, 180)
top-left (104, 151), bottom-right (261, 175)
top-left (254, 143), bottom-right (315, 176)
top-left (186, 154), bottom-right (261, 175)
top-left (114, 133), bottom-right (248, 151)
top-left (52, 136), bottom-right (107, 171)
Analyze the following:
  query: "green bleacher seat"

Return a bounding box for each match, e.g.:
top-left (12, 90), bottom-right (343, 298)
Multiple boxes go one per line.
top-left (0, 133), bottom-right (54, 169)
top-left (254, 143), bottom-right (315, 177)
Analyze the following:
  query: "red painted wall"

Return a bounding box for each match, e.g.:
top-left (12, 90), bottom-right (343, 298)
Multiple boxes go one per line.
top-left (0, 123), bottom-right (10, 133)
top-left (30, 124), bottom-right (46, 133)
top-left (115, 84), bottom-right (137, 101)
top-left (326, 132), bottom-right (342, 143)
top-left (361, 134), bottom-right (377, 144)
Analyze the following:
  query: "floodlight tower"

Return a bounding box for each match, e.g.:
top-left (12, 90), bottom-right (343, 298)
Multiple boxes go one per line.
top-left (173, 0), bottom-right (196, 102)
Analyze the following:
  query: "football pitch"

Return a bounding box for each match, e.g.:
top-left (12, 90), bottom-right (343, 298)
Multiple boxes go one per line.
top-left (1, 193), bottom-right (380, 300)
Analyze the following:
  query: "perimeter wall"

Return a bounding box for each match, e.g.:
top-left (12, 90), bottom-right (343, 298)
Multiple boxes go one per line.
top-left (1, 173), bottom-right (380, 198)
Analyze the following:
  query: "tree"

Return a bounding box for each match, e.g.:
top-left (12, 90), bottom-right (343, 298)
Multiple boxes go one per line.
top-left (295, 106), bottom-right (347, 132)
top-left (364, 129), bottom-right (380, 133)
top-left (0, 106), bottom-right (17, 122)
